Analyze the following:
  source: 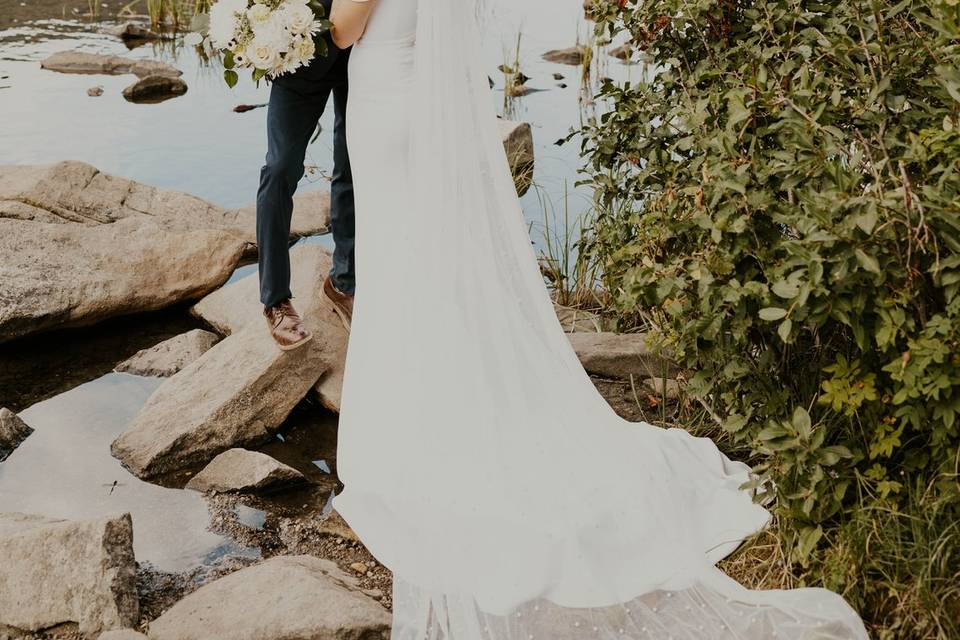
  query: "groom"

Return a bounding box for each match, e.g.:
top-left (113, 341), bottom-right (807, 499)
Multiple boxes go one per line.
top-left (257, 0), bottom-right (355, 351)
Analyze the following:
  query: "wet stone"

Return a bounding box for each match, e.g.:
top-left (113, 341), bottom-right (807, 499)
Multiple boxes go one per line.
top-left (0, 408), bottom-right (33, 462)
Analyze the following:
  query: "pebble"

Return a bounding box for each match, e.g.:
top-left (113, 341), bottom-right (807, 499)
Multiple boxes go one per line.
top-left (362, 588), bottom-right (384, 599)
top-left (87, 85), bottom-right (103, 97)
top-left (350, 561), bottom-right (368, 574)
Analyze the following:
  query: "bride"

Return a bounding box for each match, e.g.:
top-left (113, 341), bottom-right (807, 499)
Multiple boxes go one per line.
top-left (325, 0), bottom-right (869, 638)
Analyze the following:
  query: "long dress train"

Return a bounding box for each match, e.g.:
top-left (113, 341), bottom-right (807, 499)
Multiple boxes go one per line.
top-left (334, 0), bottom-right (870, 637)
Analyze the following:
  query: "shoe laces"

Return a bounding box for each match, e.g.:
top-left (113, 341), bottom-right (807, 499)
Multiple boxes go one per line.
top-left (270, 299), bottom-right (301, 328)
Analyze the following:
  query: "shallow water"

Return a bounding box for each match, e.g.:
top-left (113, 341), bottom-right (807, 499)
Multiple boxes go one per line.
top-left (0, 0), bottom-right (634, 571)
top-left (0, 372), bottom-right (254, 571)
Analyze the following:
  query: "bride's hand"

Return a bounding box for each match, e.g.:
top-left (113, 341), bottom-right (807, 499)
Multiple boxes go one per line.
top-left (330, 0), bottom-right (377, 49)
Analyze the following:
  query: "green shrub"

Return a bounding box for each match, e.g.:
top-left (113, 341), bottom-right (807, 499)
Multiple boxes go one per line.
top-left (580, 0), bottom-right (960, 636)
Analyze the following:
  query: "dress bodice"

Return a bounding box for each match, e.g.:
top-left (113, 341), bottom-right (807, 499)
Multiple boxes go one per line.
top-left (359, 0), bottom-right (418, 43)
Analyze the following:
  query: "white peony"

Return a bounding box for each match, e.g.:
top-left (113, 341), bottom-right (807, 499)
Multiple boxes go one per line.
top-left (207, 0), bottom-right (247, 48)
top-left (252, 11), bottom-right (291, 53)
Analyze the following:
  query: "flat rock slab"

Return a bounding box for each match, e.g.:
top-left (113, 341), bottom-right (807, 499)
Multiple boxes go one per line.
top-left (41, 50), bottom-right (181, 78)
top-left (192, 244), bottom-right (350, 413)
top-left (112, 246), bottom-right (348, 478)
top-left (186, 448), bottom-right (305, 494)
top-left (122, 75), bottom-right (188, 103)
top-left (0, 408), bottom-right (33, 463)
top-left (0, 161), bottom-right (327, 241)
top-left (148, 555), bottom-right (390, 640)
top-left (115, 329), bottom-right (220, 378)
top-left (0, 218), bottom-right (244, 344)
top-left (0, 512), bottom-right (138, 636)
top-left (0, 162), bottom-right (330, 343)
top-left (567, 331), bottom-right (679, 380)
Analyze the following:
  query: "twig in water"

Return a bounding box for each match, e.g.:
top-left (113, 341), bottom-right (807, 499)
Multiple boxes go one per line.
top-left (234, 103), bottom-right (267, 113)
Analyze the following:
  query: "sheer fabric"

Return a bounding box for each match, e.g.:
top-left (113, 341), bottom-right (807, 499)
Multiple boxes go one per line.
top-left (333, 0), bottom-right (870, 637)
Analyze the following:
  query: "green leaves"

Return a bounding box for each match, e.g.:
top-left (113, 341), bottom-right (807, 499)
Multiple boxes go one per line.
top-left (580, 2), bottom-right (960, 627)
top-left (759, 307), bottom-right (788, 320)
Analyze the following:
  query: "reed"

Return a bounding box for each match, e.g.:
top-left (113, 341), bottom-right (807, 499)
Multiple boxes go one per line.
top-left (532, 182), bottom-right (603, 310)
top-left (125, 0), bottom-right (208, 29)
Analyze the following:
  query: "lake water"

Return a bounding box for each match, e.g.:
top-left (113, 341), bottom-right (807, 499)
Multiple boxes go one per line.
top-left (0, 0), bottom-right (635, 251)
top-left (0, 0), bottom-right (635, 572)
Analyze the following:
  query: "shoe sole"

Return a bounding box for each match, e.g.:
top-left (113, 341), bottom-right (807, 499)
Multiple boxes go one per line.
top-left (323, 279), bottom-right (353, 332)
top-left (277, 332), bottom-right (313, 352)
top-left (330, 304), bottom-right (351, 332)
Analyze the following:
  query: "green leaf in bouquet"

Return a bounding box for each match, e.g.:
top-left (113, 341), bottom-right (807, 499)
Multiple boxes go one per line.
top-left (309, 0), bottom-right (327, 18)
top-left (223, 49), bottom-right (236, 70)
top-left (223, 69), bottom-right (238, 88)
top-left (253, 68), bottom-right (268, 85)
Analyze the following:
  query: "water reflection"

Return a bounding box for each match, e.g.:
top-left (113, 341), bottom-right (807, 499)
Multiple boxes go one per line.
top-left (0, 372), bottom-right (250, 572)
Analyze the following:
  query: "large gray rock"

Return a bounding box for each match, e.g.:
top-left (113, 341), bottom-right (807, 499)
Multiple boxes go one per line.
top-left (115, 329), bottom-right (220, 378)
top-left (185, 448), bottom-right (305, 494)
top-left (191, 244), bottom-right (350, 413)
top-left (0, 513), bottom-right (138, 636)
top-left (0, 161), bottom-right (328, 243)
top-left (41, 50), bottom-right (182, 78)
top-left (0, 408), bottom-right (33, 462)
top-left (0, 218), bottom-right (243, 343)
top-left (567, 331), bottom-right (679, 380)
top-left (0, 162), bottom-right (330, 343)
top-left (148, 556), bottom-right (390, 640)
top-left (111, 246), bottom-right (347, 478)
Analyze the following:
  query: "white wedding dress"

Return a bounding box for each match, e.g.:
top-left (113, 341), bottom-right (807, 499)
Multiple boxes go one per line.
top-left (334, 0), bottom-right (870, 638)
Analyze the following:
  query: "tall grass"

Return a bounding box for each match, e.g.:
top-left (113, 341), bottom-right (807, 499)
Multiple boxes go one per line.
top-left (667, 398), bottom-right (960, 639)
top-left (119, 0), bottom-right (208, 29)
top-left (531, 182), bottom-right (604, 310)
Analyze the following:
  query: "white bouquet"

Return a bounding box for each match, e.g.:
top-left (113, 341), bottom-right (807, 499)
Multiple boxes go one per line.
top-left (191, 0), bottom-right (332, 86)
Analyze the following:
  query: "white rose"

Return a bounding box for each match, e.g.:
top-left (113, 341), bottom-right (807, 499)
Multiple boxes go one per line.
top-left (247, 3), bottom-right (271, 24)
top-left (282, 2), bottom-right (319, 37)
top-left (207, 0), bottom-right (247, 48)
top-left (247, 36), bottom-right (283, 71)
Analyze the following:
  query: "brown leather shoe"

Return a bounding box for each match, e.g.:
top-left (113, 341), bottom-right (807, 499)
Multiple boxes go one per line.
top-left (264, 299), bottom-right (313, 351)
top-left (323, 277), bottom-right (353, 331)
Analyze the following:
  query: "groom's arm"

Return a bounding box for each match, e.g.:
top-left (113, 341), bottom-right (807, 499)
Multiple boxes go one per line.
top-left (330, 0), bottom-right (377, 49)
